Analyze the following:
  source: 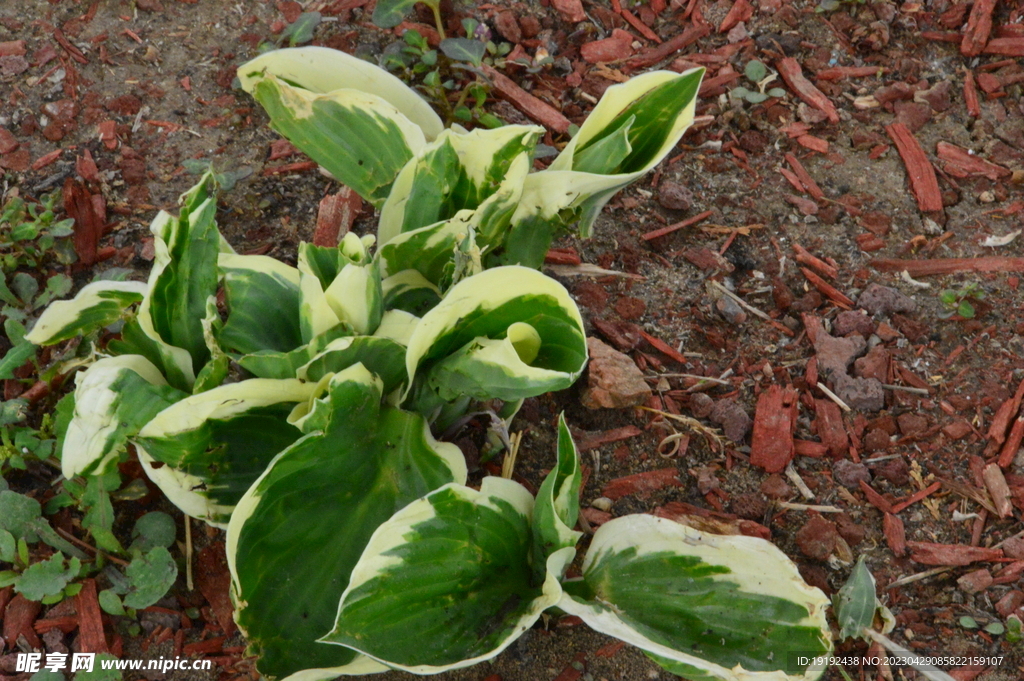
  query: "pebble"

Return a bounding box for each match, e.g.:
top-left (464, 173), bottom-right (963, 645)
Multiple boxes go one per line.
top-left (873, 457), bottom-right (909, 486)
top-left (854, 345), bottom-right (889, 382)
top-left (834, 374), bottom-right (885, 412)
top-left (715, 296), bottom-right (747, 325)
top-left (689, 392), bottom-right (714, 418)
top-left (864, 428), bottom-right (891, 451)
top-left (835, 513), bottom-right (866, 546)
top-left (897, 413), bottom-right (928, 437)
top-left (709, 399), bottom-right (752, 442)
top-left (833, 310), bottom-right (875, 337)
top-left (795, 515), bottom-right (838, 561)
top-left (857, 283), bottom-right (917, 317)
top-left (957, 568), bottom-right (993, 594)
top-left (581, 337), bottom-right (652, 409)
top-left (656, 180), bottom-right (693, 211)
top-left (760, 473), bottom-right (792, 499)
top-left (833, 460), bottom-right (872, 489)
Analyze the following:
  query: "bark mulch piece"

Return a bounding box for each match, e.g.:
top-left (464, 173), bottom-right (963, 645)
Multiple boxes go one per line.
top-left (960, 0), bottom-right (997, 56)
top-left (776, 57), bottom-right (839, 124)
top-left (601, 468), bottom-right (683, 501)
top-left (75, 578), bottom-right (109, 653)
top-left (749, 384), bottom-right (798, 474)
top-left (575, 425), bottom-right (643, 452)
top-left (3, 593), bottom-right (44, 649)
top-left (312, 185), bottom-right (362, 247)
top-left (869, 256), bottom-right (1024, 277)
top-left (480, 65), bottom-right (570, 133)
top-left (195, 541), bottom-right (238, 637)
top-left (936, 141), bottom-right (1011, 180)
top-left (882, 513), bottom-right (906, 557)
top-left (907, 542), bottom-right (1003, 566)
top-left (885, 123), bottom-right (943, 213)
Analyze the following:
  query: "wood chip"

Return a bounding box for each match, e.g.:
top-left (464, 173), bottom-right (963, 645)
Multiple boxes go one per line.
top-left (998, 415), bottom-right (1024, 468)
top-left (869, 256), bottom-right (1024, 277)
top-left (64, 178), bottom-right (105, 267)
top-left (544, 248), bottom-right (582, 265)
top-left (982, 463), bottom-right (1013, 518)
top-left (576, 425), bottom-right (643, 452)
top-left (793, 243), bottom-right (837, 279)
top-left (890, 480), bottom-right (942, 514)
top-left (624, 24), bottom-right (710, 70)
top-left (601, 468), bottom-right (683, 500)
top-left (784, 153), bottom-right (824, 200)
top-left (620, 8), bottom-right (661, 43)
top-left (907, 541), bottom-right (1003, 566)
top-left (883, 513), bottom-right (906, 557)
top-left (480, 65), bottom-right (570, 133)
top-left (312, 186), bottom-right (361, 247)
top-left (983, 37), bottom-right (1024, 56)
top-left (749, 384), bottom-right (798, 473)
top-left (960, 0), bottom-right (996, 56)
top-left (796, 134), bottom-right (829, 154)
top-left (814, 398), bottom-right (849, 457)
top-left (195, 542), bottom-right (238, 637)
top-left (859, 479), bottom-right (895, 513)
top-left (801, 267), bottom-right (854, 308)
top-left (637, 328), bottom-right (688, 364)
top-left (718, 0), bottom-right (753, 34)
top-left (885, 123), bottom-right (943, 213)
top-left (936, 141), bottom-right (1011, 180)
top-left (814, 65), bottom-right (885, 81)
top-left (75, 579), bottom-right (109, 653)
top-left (641, 209), bottom-right (713, 240)
top-left (964, 69), bottom-right (982, 117)
top-left (776, 57), bottom-right (839, 124)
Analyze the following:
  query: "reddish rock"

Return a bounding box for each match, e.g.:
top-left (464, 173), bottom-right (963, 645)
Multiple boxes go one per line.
top-left (1002, 534), bottom-right (1024, 560)
top-left (738, 130), bottom-right (768, 154)
top-left (812, 330), bottom-right (866, 380)
top-left (893, 101), bottom-right (932, 132)
top-left (581, 29), bottom-right (634, 63)
top-left (957, 568), bottom-right (993, 593)
top-left (681, 247), bottom-right (734, 273)
top-left (657, 180), bottom-right (693, 211)
top-left (835, 513), bottom-right (866, 545)
top-left (689, 392), bottom-right (714, 418)
top-left (863, 428), bottom-right (891, 452)
top-left (601, 468), bottom-right (682, 501)
top-left (814, 398), bottom-right (849, 457)
top-left (106, 94), bottom-right (143, 116)
top-left (2, 149), bottom-right (33, 171)
top-left (995, 590), bottom-right (1024, 617)
top-left (749, 384), bottom-right (799, 473)
top-left (493, 10), bottom-right (522, 43)
top-left (709, 399), bottom-right (752, 443)
top-left (874, 81), bottom-right (916, 105)
top-left (581, 337), bottom-right (652, 409)
top-left (552, 0), bottom-right (587, 23)
top-left (760, 473), bottom-right (792, 499)
top-left (519, 16), bottom-right (541, 38)
top-left (873, 457), bottom-right (909, 486)
top-left (833, 310), bottom-right (874, 337)
top-left (0, 127), bottom-right (17, 154)
top-left (581, 506), bottom-right (612, 528)
top-left (795, 515), bottom-right (838, 561)
top-left (833, 460), bottom-right (871, 489)
top-left (897, 412), bottom-right (928, 437)
top-left (854, 345), bottom-right (889, 382)
top-left (119, 156), bottom-right (147, 185)
top-left (858, 211), bottom-right (891, 237)
top-left (915, 79), bottom-right (952, 111)
top-left (857, 283), bottom-right (917, 317)
top-left (731, 492), bottom-right (768, 520)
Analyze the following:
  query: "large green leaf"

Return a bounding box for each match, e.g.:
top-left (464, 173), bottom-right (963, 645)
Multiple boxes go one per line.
top-left (217, 253), bottom-right (303, 355)
top-left (23, 281), bottom-right (147, 345)
top-left (135, 379), bottom-right (316, 525)
top-left (227, 364), bottom-right (466, 681)
top-left (237, 47), bottom-right (442, 140)
top-left (531, 414), bottom-right (583, 583)
top-left (381, 269), bottom-right (442, 316)
top-left (404, 266), bottom-right (587, 405)
top-left (508, 68), bottom-right (704, 242)
top-left (322, 261), bottom-right (383, 336)
top-left (298, 335), bottom-right (407, 394)
top-left (377, 126), bottom-right (541, 246)
top-left (238, 69), bottom-right (428, 207)
top-left (558, 515), bottom-right (832, 681)
top-left (323, 477), bottom-right (571, 673)
top-left (62, 355), bottom-right (187, 479)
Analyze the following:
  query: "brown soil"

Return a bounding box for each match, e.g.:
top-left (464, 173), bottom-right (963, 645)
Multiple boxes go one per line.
top-left (2, 1), bottom-right (1023, 681)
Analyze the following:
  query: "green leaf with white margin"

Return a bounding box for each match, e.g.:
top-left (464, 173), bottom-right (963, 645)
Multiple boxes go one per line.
top-left (322, 477), bottom-right (572, 673)
top-left (23, 281), bottom-right (148, 345)
top-left (142, 183), bottom-right (222, 372)
top-left (404, 266), bottom-right (587, 404)
top-left (235, 324), bottom-right (352, 380)
top-left (61, 355), bottom-right (187, 479)
top-left (558, 514), bottom-right (832, 681)
top-left (508, 68), bottom-right (704, 243)
top-left (298, 336), bottom-right (407, 394)
top-left (106, 312), bottom-right (193, 393)
top-left (193, 296), bottom-right (229, 393)
top-left (217, 253), bottom-right (303, 355)
top-left (238, 49), bottom-right (435, 207)
top-left (378, 125), bottom-right (541, 246)
top-left (238, 47), bottom-right (442, 139)
top-left (135, 379), bottom-right (316, 525)
top-left (227, 363), bottom-right (465, 681)
top-left (381, 269), bottom-right (441, 316)
top-left (531, 414), bottom-right (583, 582)
top-left (377, 216), bottom-right (468, 289)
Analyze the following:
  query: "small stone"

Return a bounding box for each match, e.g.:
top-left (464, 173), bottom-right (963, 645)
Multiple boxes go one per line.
top-left (995, 590), bottom-right (1024, 618)
top-left (715, 296), bottom-right (747, 325)
top-left (590, 496), bottom-right (613, 512)
top-left (738, 130), bottom-right (768, 154)
top-left (709, 399), bottom-right (752, 442)
top-left (914, 79), bottom-right (952, 111)
top-left (760, 473), bottom-right (792, 499)
top-left (854, 345), bottom-right (889, 382)
top-left (136, 0), bottom-right (164, 11)
top-left (795, 515), bottom-right (838, 561)
top-left (580, 337), bottom-right (652, 409)
top-left (813, 331), bottom-right (866, 379)
top-left (834, 374), bottom-right (885, 412)
top-left (833, 310), bottom-right (875, 337)
top-left (873, 457), bottom-right (909, 486)
top-left (833, 460), bottom-right (872, 489)
top-left (893, 101), bottom-right (931, 132)
top-left (864, 428), bottom-right (891, 451)
top-left (552, 0), bottom-right (586, 22)
top-left (689, 392), bottom-right (714, 418)
top-left (656, 180), bottom-right (693, 211)
top-left (0, 127), bottom-right (18, 154)
top-left (835, 513), bottom-right (866, 545)
top-left (0, 55), bottom-right (29, 77)
top-left (1002, 534), bottom-right (1024, 560)
top-left (790, 289), bottom-right (823, 312)
top-left (957, 568), bottom-right (993, 594)
top-left (519, 16), bottom-right (541, 39)
top-left (897, 413), bottom-right (928, 437)
top-left (493, 10), bottom-right (522, 43)
top-left (573, 280), bottom-right (608, 311)
top-left (119, 156), bottom-right (147, 185)
top-left (857, 283), bottom-right (917, 317)
top-left (873, 81), bottom-right (916, 105)
top-left (942, 421), bottom-right (973, 440)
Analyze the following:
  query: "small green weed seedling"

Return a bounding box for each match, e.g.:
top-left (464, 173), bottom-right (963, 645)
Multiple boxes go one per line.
top-left (938, 282), bottom-right (985, 319)
top-left (729, 59), bottom-right (787, 105)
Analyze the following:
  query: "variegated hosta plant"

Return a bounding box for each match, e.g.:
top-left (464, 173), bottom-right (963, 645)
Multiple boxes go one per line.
top-left (22, 42), bottom-right (835, 681)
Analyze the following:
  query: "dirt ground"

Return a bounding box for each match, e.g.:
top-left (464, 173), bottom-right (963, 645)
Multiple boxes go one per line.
top-left (2, 0), bottom-right (1024, 680)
